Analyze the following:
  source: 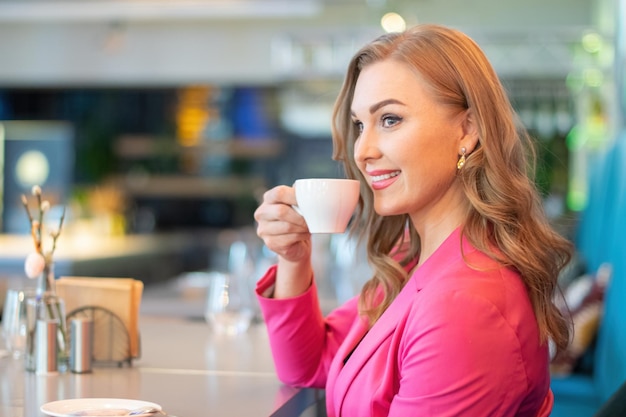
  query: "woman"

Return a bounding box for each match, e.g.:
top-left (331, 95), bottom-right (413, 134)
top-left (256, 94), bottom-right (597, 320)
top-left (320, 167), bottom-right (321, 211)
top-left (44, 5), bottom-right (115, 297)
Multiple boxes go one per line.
top-left (254, 24), bottom-right (573, 416)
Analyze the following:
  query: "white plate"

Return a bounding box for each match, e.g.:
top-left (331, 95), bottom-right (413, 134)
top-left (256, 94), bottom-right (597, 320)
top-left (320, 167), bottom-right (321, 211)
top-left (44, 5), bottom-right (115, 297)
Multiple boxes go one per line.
top-left (41, 398), bottom-right (162, 417)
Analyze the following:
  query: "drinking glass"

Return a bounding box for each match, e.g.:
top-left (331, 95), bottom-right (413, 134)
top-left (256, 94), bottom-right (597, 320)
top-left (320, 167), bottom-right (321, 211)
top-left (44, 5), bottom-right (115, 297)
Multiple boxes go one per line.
top-left (2, 287), bottom-right (37, 359)
top-left (204, 272), bottom-right (254, 336)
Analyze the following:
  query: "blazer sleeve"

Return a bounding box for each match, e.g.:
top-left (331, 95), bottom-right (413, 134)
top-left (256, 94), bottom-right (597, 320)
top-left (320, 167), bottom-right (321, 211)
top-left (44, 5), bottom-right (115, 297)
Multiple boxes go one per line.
top-left (256, 265), bottom-right (360, 388)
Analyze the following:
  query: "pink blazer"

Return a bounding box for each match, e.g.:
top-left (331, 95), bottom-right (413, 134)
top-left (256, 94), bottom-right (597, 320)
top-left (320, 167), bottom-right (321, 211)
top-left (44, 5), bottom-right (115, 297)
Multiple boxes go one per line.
top-left (256, 228), bottom-right (554, 416)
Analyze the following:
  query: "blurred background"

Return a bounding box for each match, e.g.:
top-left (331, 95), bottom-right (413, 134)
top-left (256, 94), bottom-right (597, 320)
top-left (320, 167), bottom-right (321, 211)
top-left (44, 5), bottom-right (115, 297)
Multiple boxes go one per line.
top-left (1, 1), bottom-right (626, 413)
top-left (0, 0), bottom-right (621, 281)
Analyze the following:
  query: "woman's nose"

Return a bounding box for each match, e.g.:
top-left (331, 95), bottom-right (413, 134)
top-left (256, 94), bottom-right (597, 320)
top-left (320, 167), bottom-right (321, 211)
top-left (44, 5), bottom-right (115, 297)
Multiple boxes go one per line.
top-left (354, 128), bottom-right (381, 163)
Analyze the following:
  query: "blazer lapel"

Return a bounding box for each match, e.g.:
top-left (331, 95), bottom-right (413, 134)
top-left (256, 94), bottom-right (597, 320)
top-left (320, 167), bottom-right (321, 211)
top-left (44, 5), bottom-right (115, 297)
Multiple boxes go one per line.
top-left (331, 276), bottom-right (419, 414)
top-left (329, 228), bottom-right (464, 415)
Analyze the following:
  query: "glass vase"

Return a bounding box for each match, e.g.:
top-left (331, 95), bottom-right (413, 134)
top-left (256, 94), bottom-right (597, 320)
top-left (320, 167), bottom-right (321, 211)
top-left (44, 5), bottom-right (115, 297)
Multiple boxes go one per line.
top-left (24, 263), bottom-right (69, 372)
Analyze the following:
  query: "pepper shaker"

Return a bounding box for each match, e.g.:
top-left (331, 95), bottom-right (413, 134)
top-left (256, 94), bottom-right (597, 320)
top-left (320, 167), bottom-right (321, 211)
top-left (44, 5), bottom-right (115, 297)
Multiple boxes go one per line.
top-left (35, 319), bottom-right (58, 375)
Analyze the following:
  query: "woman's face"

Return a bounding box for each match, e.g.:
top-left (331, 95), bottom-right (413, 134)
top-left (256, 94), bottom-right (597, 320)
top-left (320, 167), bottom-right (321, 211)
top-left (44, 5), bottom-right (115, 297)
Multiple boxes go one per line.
top-left (351, 59), bottom-right (470, 230)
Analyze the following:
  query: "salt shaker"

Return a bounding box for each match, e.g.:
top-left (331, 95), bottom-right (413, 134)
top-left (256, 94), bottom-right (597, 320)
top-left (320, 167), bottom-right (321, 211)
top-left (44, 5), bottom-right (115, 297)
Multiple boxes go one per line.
top-left (70, 318), bottom-right (93, 373)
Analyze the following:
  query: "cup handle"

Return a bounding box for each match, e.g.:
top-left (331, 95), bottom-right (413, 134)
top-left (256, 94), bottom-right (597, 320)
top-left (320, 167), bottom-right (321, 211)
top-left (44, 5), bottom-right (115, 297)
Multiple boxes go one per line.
top-left (291, 182), bottom-right (302, 216)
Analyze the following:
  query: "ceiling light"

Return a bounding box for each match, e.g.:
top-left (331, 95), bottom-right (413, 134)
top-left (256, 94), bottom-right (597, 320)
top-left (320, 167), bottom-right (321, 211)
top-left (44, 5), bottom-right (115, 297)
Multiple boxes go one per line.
top-left (380, 12), bottom-right (405, 33)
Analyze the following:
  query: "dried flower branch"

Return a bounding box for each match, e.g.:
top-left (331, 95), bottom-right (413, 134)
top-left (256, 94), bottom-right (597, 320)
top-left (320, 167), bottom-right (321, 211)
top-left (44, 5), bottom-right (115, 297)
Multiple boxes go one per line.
top-left (48, 206), bottom-right (66, 258)
top-left (21, 185), bottom-right (66, 279)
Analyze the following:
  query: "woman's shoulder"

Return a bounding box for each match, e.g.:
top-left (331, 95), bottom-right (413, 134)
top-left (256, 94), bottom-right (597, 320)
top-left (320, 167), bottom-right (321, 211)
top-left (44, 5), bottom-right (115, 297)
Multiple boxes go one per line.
top-left (401, 256), bottom-right (543, 364)
top-left (410, 248), bottom-right (533, 328)
top-left (417, 242), bottom-right (522, 291)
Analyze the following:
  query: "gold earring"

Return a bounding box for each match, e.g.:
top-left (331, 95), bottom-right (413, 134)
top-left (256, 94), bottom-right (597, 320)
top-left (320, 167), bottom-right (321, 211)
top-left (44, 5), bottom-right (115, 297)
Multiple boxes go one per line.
top-left (457, 147), bottom-right (467, 170)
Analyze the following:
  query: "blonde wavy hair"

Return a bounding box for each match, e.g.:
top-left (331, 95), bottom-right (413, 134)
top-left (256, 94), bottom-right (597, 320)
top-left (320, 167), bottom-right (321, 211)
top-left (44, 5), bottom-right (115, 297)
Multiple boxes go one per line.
top-left (331, 24), bottom-right (573, 353)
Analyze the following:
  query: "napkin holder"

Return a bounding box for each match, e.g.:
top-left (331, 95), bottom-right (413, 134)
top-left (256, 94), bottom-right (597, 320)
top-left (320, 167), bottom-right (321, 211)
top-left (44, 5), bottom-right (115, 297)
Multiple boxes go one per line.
top-left (56, 277), bottom-right (143, 366)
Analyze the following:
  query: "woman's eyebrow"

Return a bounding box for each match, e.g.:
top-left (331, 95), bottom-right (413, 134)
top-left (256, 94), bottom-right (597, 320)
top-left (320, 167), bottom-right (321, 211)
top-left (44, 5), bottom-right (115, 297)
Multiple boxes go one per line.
top-left (351, 98), bottom-right (406, 117)
top-left (369, 98), bottom-right (405, 114)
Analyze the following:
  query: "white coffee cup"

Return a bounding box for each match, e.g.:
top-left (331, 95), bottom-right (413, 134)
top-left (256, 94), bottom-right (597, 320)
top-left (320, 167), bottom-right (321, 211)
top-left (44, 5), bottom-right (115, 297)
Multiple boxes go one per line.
top-left (293, 178), bottom-right (360, 234)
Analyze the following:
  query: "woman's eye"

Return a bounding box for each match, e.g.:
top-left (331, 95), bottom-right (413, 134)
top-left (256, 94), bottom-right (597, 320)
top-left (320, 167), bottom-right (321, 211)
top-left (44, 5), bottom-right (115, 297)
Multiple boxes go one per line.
top-left (382, 115), bottom-right (401, 128)
top-left (352, 120), bottom-right (363, 133)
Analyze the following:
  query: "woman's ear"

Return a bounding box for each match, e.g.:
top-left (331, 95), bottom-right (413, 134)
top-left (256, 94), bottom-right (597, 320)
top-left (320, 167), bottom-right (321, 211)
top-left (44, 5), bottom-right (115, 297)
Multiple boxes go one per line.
top-left (460, 109), bottom-right (479, 154)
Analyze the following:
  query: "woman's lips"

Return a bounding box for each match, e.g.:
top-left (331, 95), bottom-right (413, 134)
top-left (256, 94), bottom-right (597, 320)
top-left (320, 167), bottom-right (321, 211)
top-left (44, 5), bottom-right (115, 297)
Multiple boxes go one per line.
top-left (369, 170), bottom-right (400, 190)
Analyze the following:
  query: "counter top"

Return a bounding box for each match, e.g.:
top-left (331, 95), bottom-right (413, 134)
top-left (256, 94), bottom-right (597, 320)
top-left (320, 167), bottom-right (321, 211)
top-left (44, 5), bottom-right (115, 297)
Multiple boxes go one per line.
top-left (0, 316), bottom-right (323, 417)
top-left (0, 275), bottom-right (326, 417)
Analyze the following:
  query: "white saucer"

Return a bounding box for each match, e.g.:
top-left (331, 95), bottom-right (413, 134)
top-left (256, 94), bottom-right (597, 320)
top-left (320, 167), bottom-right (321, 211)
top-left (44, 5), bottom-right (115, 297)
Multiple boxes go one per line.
top-left (41, 398), bottom-right (161, 417)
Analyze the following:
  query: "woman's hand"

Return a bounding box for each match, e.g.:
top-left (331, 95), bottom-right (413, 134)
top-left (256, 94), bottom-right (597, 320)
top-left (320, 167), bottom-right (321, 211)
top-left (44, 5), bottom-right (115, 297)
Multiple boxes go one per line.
top-left (254, 185), bottom-right (311, 263)
top-left (254, 185), bottom-right (314, 297)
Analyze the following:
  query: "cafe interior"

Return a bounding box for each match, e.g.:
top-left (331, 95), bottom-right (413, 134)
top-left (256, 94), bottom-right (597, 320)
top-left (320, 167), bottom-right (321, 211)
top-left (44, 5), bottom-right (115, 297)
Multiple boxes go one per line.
top-left (0, 0), bottom-right (625, 416)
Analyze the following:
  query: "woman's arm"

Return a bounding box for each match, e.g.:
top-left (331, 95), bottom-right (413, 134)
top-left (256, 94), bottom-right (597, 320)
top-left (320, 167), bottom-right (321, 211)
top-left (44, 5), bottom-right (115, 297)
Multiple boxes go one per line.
top-left (257, 265), bottom-right (360, 388)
